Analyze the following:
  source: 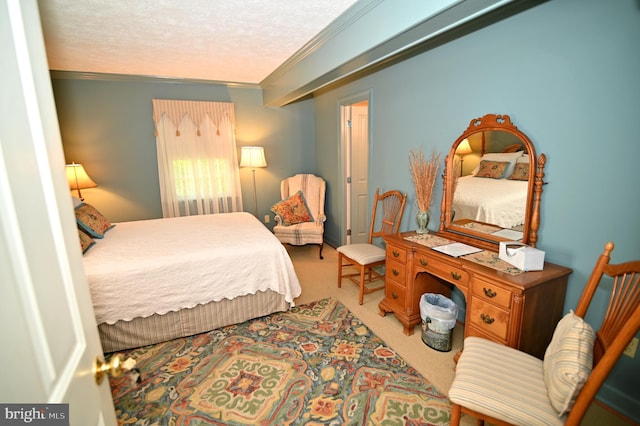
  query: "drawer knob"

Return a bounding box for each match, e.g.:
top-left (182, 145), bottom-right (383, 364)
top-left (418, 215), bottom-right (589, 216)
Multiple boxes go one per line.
top-left (392, 269), bottom-right (400, 276)
top-left (480, 313), bottom-right (495, 324)
top-left (392, 293), bottom-right (398, 299)
top-left (419, 259), bottom-right (428, 267)
top-left (483, 288), bottom-right (497, 298)
top-left (451, 272), bottom-right (462, 280)
top-left (392, 250), bottom-right (400, 258)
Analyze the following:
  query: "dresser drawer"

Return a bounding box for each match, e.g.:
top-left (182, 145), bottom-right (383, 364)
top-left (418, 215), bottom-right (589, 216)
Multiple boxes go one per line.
top-left (465, 324), bottom-right (508, 346)
top-left (472, 278), bottom-right (512, 309)
top-left (385, 280), bottom-right (407, 310)
top-left (386, 259), bottom-right (406, 285)
top-left (415, 254), bottom-right (469, 287)
top-left (386, 245), bottom-right (407, 263)
top-left (469, 298), bottom-right (509, 341)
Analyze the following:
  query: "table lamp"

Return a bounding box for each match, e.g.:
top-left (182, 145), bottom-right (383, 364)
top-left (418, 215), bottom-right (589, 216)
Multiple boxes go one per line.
top-left (66, 162), bottom-right (97, 201)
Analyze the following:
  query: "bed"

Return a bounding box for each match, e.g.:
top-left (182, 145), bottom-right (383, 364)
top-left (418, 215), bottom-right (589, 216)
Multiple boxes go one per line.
top-left (81, 211), bottom-right (302, 352)
top-left (452, 175), bottom-right (528, 230)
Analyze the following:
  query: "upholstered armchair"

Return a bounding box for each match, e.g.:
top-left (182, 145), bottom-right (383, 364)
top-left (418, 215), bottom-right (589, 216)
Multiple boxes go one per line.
top-left (272, 174), bottom-right (326, 259)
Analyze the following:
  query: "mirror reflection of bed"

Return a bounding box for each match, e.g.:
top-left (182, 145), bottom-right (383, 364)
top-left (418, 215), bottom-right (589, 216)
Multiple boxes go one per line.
top-left (451, 129), bottom-right (529, 242)
top-left (440, 114), bottom-right (545, 250)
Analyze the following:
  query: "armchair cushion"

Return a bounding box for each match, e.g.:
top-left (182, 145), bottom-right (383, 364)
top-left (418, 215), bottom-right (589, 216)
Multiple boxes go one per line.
top-left (270, 190), bottom-right (314, 226)
top-left (543, 311), bottom-right (595, 416)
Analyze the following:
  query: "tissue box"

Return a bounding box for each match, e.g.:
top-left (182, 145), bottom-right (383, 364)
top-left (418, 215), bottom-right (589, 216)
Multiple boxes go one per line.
top-left (499, 242), bottom-right (545, 271)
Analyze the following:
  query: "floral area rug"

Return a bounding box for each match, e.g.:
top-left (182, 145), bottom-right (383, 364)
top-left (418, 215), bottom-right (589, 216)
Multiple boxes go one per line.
top-left (107, 297), bottom-right (451, 425)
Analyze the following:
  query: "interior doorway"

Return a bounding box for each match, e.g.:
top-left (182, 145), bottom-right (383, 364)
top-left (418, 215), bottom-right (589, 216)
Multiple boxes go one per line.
top-left (340, 92), bottom-right (371, 245)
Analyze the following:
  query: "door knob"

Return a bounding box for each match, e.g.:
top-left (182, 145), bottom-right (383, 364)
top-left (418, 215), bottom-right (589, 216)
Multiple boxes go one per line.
top-left (93, 354), bottom-right (136, 385)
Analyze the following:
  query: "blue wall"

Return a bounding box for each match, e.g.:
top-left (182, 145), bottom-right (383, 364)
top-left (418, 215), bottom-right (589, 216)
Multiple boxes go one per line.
top-left (314, 0), bottom-right (640, 418)
top-left (53, 78), bottom-right (315, 225)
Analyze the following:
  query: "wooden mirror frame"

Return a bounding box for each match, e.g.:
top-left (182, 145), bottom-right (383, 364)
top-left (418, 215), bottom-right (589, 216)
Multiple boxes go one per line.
top-left (437, 114), bottom-right (546, 251)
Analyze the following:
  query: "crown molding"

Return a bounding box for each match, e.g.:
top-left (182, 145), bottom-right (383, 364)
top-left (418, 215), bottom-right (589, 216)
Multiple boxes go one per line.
top-left (261, 0), bottom-right (545, 107)
top-left (263, 0), bottom-right (384, 83)
top-left (49, 70), bottom-right (260, 89)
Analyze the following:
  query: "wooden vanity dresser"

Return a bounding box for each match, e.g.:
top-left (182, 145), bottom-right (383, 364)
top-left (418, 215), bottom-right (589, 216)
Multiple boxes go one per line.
top-left (378, 114), bottom-right (574, 359)
top-left (379, 232), bottom-right (572, 359)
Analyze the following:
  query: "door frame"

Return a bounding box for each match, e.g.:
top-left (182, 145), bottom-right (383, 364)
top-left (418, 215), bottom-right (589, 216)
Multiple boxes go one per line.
top-left (338, 90), bottom-right (372, 246)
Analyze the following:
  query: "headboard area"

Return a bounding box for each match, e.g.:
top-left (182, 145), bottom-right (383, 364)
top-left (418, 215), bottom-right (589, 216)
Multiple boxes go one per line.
top-left (483, 130), bottom-right (526, 154)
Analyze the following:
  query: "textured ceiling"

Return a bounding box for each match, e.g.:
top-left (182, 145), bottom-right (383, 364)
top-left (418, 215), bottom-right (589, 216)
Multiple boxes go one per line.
top-left (38, 0), bottom-right (358, 84)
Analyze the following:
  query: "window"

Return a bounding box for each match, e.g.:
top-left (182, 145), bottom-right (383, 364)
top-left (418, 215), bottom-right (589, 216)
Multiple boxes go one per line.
top-left (153, 100), bottom-right (243, 217)
top-left (173, 158), bottom-right (231, 199)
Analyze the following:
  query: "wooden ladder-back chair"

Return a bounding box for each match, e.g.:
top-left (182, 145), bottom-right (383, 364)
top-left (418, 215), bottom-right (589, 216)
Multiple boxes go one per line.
top-left (337, 189), bottom-right (407, 305)
top-left (448, 242), bottom-right (640, 425)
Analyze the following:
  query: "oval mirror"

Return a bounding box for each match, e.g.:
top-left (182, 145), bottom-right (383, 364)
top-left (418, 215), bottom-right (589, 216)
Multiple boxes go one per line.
top-left (436, 114), bottom-right (546, 251)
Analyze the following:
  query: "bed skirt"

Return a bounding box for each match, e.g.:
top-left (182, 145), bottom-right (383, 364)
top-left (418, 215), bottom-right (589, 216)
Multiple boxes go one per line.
top-left (98, 290), bottom-right (290, 353)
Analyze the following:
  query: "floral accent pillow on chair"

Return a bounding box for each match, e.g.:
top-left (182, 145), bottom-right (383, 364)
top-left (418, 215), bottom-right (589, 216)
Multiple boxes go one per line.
top-left (271, 190), bottom-right (314, 226)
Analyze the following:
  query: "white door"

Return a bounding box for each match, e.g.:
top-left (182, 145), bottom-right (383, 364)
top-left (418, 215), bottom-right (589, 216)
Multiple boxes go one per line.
top-left (0, 1), bottom-right (117, 424)
top-left (340, 95), bottom-right (370, 245)
top-left (350, 104), bottom-right (369, 244)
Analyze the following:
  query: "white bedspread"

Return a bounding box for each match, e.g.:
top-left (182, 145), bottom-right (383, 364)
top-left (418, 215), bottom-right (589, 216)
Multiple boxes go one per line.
top-left (453, 176), bottom-right (527, 229)
top-left (83, 212), bottom-right (301, 324)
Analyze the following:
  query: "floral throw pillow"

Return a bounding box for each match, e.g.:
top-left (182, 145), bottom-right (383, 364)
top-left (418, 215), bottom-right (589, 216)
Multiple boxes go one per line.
top-left (509, 162), bottom-right (529, 181)
top-left (78, 229), bottom-right (95, 254)
top-left (271, 190), bottom-right (314, 226)
top-left (475, 160), bottom-right (510, 179)
top-left (75, 203), bottom-right (114, 238)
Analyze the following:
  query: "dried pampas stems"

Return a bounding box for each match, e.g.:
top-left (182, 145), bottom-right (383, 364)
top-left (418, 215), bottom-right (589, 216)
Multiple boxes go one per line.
top-left (409, 148), bottom-right (441, 212)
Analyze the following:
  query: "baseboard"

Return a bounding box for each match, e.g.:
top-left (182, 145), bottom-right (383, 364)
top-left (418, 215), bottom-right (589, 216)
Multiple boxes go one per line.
top-left (596, 383), bottom-right (640, 424)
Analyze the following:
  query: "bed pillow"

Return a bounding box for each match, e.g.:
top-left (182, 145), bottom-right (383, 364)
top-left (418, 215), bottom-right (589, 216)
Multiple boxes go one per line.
top-left (75, 203), bottom-right (114, 238)
top-left (472, 152), bottom-right (523, 177)
top-left (475, 160), bottom-right (510, 179)
top-left (271, 190), bottom-right (314, 226)
top-left (543, 311), bottom-right (595, 416)
top-left (78, 228), bottom-right (95, 254)
top-left (508, 162), bottom-right (530, 181)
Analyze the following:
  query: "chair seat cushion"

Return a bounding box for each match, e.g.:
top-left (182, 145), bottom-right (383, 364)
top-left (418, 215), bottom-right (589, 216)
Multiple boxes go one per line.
top-left (273, 222), bottom-right (323, 245)
top-left (337, 243), bottom-right (385, 265)
top-left (448, 336), bottom-right (565, 426)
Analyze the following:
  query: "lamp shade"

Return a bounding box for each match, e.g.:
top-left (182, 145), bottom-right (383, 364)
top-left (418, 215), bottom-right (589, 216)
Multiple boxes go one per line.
top-left (456, 139), bottom-right (472, 156)
top-left (66, 163), bottom-right (97, 201)
top-left (66, 163), bottom-right (97, 190)
top-left (240, 146), bottom-right (267, 168)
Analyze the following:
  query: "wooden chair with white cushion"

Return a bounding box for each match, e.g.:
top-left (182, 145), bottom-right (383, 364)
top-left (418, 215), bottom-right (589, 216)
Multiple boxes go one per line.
top-left (448, 242), bottom-right (640, 426)
top-left (337, 188), bottom-right (407, 305)
top-left (272, 174), bottom-right (326, 259)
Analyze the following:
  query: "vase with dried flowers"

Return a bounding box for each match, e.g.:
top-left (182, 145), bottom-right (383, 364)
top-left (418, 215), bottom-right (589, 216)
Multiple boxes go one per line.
top-left (409, 148), bottom-right (441, 234)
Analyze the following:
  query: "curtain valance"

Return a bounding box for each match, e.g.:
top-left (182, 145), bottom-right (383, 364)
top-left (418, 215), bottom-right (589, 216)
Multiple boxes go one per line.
top-left (152, 99), bottom-right (236, 136)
